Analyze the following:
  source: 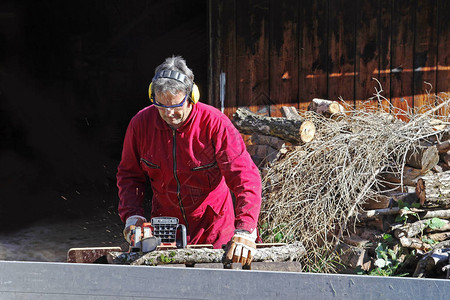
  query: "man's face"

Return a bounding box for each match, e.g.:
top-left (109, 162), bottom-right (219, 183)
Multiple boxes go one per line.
top-left (154, 91), bottom-right (192, 129)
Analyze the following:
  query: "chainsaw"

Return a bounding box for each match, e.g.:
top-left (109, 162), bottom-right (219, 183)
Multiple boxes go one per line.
top-left (129, 216), bottom-right (187, 253)
top-left (67, 217), bottom-right (295, 272)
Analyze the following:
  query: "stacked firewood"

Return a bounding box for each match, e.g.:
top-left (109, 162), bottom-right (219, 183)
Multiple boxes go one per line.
top-left (233, 97), bottom-right (450, 276)
top-left (348, 169), bottom-right (450, 278)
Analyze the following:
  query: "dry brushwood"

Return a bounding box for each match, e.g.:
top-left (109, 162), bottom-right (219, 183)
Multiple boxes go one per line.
top-left (259, 91), bottom-right (450, 272)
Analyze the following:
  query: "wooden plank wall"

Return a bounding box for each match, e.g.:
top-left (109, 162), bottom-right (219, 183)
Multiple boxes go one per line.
top-left (209, 0), bottom-right (450, 118)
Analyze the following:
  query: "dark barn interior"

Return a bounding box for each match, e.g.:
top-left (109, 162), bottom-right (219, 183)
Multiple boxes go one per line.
top-left (0, 0), bottom-right (208, 228)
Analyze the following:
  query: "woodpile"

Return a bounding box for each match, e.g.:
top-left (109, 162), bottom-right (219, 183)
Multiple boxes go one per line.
top-left (233, 95), bottom-right (450, 276)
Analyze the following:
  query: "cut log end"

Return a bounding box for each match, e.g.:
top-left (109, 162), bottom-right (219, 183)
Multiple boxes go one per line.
top-left (328, 102), bottom-right (342, 115)
top-left (299, 120), bottom-right (316, 143)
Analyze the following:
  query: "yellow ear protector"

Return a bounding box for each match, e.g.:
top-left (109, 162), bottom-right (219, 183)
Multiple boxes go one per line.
top-left (148, 69), bottom-right (200, 105)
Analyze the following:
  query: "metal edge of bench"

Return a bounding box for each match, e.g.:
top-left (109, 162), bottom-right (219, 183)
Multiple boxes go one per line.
top-left (0, 260), bottom-right (448, 299)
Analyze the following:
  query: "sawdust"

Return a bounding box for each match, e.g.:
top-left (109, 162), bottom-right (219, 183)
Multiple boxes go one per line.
top-left (0, 208), bottom-right (127, 262)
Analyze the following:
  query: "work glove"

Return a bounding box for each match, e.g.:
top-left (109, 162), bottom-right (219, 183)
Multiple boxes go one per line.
top-left (123, 215), bottom-right (147, 243)
top-left (223, 229), bottom-right (257, 268)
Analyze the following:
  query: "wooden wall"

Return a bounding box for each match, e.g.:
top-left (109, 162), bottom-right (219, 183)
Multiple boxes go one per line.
top-left (208, 0), bottom-right (450, 118)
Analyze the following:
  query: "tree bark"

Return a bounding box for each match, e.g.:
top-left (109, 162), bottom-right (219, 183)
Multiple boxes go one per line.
top-left (406, 145), bottom-right (440, 172)
top-left (361, 194), bottom-right (392, 210)
top-left (307, 98), bottom-right (345, 118)
top-left (233, 108), bottom-right (316, 144)
top-left (357, 207), bottom-right (401, 221)
top-left (402, 208), bottom-right (450, 220)
top-left (441, 151), bottom-right (450, 165)
top-left (394, 219), bottom-right (450, 238)
top-left (399, 236), bottom-right (432, 251)
top-left (107, 242), bottom-right (306, 266)
top-left (280, 106), bottom-right (302, 120)
top-left (426, 231), bottom-right (450, 242)
top-left (413, 248), bottom-right (450, 278)
top-left (379, 166), bottom-right (431, 187)
top-left (338, 243), bottom-right (371, 271)
top-left (436, 141), bottom-right (450, 154)
top-left (415, 170), bottom-right (450, 208)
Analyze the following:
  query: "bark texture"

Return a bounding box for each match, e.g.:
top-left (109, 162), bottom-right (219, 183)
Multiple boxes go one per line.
top-left (406, 145), bottom-right (440, 172)
top-left (415, 170), bottom-right (450, 208)
top-left (107, 242), bottom-right (306, 266)
top-left (233, 108), bottom-right (315, 144)
top-left (307, 98), bottom-right (345, 118)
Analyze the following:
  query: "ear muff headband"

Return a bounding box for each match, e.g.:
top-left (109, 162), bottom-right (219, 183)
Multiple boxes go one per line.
top-left (148, 69), bottom-right (200, 104)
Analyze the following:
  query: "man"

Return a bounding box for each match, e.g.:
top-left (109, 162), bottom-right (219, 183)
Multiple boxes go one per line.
top-left (116, 56), bottom-right (261, 266)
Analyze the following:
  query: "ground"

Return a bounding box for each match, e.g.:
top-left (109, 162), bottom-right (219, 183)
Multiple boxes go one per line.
top-left (0, 207), bottom-right (127, 262)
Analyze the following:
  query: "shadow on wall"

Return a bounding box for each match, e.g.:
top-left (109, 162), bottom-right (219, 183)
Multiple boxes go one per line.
top-left (0, 0), bottom-right (207, 228)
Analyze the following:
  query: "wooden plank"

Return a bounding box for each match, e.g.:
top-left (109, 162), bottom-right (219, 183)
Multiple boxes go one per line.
top-left (437, 0), bottom-right (450, 117)
top-left (209, 0), bottom-right (237, 119)
top-left (1, 261), bottom-right (449, 299)
top-left (208, 0), bottom-right (221, 109)
top-left (355, 0), bottom-right (379, 110)
top-left (328, 0), bottom-right (357, 106)
top-left (390, 0), bottom-right (415, 120)
top-left (377, 0), bottom-right (393, 112)
top-left (299, 0), bottom-right (328, 111)
top-left (236, 0), bottom-right (270, 115)
top-left (413, 0), bottom-right (438, 114)
top-left (268, 0), bottom-right (299, 117)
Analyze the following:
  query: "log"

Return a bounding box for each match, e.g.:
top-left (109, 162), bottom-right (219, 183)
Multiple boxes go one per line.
top-left (426, 231), bottom-right (450, 242)
top-left (441, 151), bottom-right (450, 165)
top-left (357, 207), bottom-right (400, 221)
top-left (399, 237), bottom-right (432, 251)
top-left (386, 192), bottom-right (420, 207)
top-left (405, 208), bottom-right (450, 220)
top-left (307, 98), bottom-right (345, 118)
top-left (394, 219), bottom-right (450, 238)
top-left (280, 106), bottom-right (302, 120)
top-left (405, 145), bottom-right (440, 172)
top-left (434, 240), bottom-right (450, 249)
top-left (413, 248), bottom-right (450, 278)
top-left (432, 162), bottom-right (449, 173)
top-left (343, 235), bottom-right (370, 248)
top-left (436, 141), bottom-right (450, 154)
top-left (379, 166), bottom-right (432, 187)
top-left (415, 170), bottom-right (450, 208)
top-left (233, 108), bottom-right (316, 144)
top-left (338, 243), bottom-right (371, 271)
top-left (107, 242), bottom-right (306, 266)
top-left (361, 194), bottom-right (392, 210)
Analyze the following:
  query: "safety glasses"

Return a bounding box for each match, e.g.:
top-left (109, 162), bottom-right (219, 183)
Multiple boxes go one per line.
top-left (153, 95), bottom-right (188, 109)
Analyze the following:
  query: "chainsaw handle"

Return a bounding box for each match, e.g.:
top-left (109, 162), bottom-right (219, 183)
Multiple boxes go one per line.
top-left (177, 224), bottom-right (187, 248)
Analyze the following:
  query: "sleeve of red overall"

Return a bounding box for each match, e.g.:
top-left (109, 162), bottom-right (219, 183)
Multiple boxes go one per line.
top-left (116, 118), bottom-right (147, 223)
top-left (214, 117), bottom-right (262, 233)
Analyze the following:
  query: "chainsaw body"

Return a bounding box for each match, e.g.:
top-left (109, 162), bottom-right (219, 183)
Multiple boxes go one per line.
top-left (129, 217), bottom-right (187, 253)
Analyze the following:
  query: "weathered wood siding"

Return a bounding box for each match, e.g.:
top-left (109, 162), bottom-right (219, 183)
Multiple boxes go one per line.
top-left (209, 0), bottom-right (450, 118)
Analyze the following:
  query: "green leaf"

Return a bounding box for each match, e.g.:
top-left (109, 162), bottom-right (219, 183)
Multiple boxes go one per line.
top-left (274, 232), bottom-right (283, 243)
top-left (426, 217), bottom-right (446, 230)
top-left (412, 202), bottom-right (421, 208)
top-left (421, 237), bottom-right (437, 245)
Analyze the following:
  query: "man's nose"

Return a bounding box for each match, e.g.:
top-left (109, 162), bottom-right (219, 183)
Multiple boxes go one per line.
top-left (164, 107), bottom-right (175, 116)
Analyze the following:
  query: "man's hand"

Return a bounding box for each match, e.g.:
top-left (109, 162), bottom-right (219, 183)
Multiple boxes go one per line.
top-left (123, 215), bottom-right (147, 243)
top-left (223, 229), bottom-right (257, 268)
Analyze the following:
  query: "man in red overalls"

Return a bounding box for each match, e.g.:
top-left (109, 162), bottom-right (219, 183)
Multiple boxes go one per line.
top-left (117, 56), bottom-right (261, 266)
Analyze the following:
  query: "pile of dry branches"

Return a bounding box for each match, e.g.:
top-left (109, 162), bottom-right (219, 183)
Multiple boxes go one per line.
top-left (258, 93), bottom-right (450, 273)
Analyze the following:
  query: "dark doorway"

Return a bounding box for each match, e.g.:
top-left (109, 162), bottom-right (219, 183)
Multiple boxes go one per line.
top-left (0, 0), bottom-right (208, 227)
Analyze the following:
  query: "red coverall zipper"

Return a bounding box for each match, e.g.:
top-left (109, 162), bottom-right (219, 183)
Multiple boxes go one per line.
top-left (172, 129), bottom-right (189, 231)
